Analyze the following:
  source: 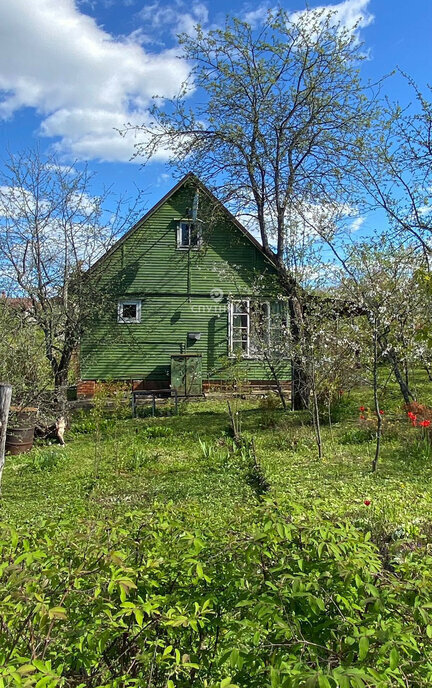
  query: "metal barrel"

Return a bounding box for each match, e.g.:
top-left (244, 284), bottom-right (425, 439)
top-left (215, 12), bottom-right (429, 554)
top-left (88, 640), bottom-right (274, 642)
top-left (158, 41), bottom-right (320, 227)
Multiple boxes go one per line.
top-left (5, 426), bottom-right (35, 455)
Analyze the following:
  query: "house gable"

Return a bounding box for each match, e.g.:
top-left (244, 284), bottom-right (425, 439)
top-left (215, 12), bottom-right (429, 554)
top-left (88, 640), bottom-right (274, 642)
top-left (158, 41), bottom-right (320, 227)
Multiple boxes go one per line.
top-left (90, 173), bottom-right (280, 297)
top-left (80, 174), bottom-right (290, 384)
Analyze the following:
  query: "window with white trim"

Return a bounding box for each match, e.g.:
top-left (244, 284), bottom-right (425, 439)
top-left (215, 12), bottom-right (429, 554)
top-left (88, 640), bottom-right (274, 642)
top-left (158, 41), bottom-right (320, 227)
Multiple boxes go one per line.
top-left (230, 300), bottom-right (250, 355)
top-left (118, 299), bottom-right (141, 324)
top-left (176, 220), bottom-right (202, 249)
top-left (229, 299), bottom-right (271, 357)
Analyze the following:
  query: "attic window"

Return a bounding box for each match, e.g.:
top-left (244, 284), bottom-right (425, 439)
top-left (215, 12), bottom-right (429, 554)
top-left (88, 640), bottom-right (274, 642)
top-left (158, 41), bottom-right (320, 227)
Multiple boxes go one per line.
top-left (177, 220), bottom-right (202, 249)
top-left (118, 299), bottom-right (141, 324)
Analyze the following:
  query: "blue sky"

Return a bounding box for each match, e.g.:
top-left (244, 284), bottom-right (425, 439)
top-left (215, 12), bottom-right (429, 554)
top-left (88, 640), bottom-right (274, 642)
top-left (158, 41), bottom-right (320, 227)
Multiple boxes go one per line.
top-left (0, 0), bottom-right (431, 222)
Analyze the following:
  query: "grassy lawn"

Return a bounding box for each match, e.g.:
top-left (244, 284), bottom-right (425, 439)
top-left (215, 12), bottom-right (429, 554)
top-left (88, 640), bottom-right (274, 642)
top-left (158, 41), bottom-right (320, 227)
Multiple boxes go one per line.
top-left (2, 369), bottom-right (432, 540)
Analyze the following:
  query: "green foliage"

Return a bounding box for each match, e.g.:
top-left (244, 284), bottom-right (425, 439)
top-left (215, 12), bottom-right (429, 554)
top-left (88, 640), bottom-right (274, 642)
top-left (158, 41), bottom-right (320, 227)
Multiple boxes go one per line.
top-left (69, 411), bottom-right (112, 436)
top-left (403, 437), bottom-right (432, 463)
top-left (258, 393), bottom-right (282, 428)
top-left (340, 427), bottom-right (375, 445)
top-left (2, 380), bottom-right (432, 685)
top-left (17, 447), bottom-right (67, 473)
top-left (328, 396), bottom-right (360, 424)
top-left (140, 425), bottom-right (174, 439)
top-left (1, 504), bottom-right (432, 686)
top-left (135, 402), bottom-right (178, 418)
top-left (0, 302), bottom-right (51, 408)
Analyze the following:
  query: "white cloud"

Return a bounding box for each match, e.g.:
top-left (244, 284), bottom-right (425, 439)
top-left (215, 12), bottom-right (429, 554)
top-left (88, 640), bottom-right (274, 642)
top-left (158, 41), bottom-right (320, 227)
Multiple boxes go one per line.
top-left (0, 183), bottom-right (100, 220)
top-left (350, 216), bottom-right (365, 232)
top-left (236, 198), bottom-right (363, 247)
top-left (241, 4), bottom-right (273, 27)
top-left (0, 0), bottom-right (190, 162)
top-left (0, 0), bottom-right (373, 163)
top-left (290, 0), bottom-right (373, 37)
top-left (138, 1), bottom-right (209, 40)
top-left (0, 186), bottom-right (40, 219)
top-left (240, 0), bottom-right (373, 35)
top-left (0, 183), bottom-right (114, 272)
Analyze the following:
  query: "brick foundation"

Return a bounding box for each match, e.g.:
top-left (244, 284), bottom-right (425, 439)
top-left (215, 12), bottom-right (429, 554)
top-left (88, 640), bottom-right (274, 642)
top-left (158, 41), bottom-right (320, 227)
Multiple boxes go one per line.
top-left (202, 380), bottom-right (291, 393)
top-left (76, 380), bottom-right (96, 399)
top-left (77, 378), bottom-right (291, 399)
top-left (132, 380), bottom-right (169, 391)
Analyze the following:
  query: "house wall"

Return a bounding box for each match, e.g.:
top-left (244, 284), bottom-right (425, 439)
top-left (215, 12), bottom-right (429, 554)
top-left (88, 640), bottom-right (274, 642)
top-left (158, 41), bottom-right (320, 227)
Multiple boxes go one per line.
top-left (80, 181), bottom-right (291, 386)
top-left (81, 294), bottom-right (290, 383)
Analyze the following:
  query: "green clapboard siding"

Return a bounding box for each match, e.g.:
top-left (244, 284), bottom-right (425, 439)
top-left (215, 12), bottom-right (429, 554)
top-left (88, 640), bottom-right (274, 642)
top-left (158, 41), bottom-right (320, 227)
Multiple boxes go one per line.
top-left (81, 177), bottom-right (291, 383)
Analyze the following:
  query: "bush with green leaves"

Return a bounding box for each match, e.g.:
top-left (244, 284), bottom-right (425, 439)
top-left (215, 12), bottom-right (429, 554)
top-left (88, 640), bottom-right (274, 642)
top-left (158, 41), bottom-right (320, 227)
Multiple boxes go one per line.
top-left (0, 302), bottom-right (51, 409)
top-left (1, 501), bottom-right (432, 687)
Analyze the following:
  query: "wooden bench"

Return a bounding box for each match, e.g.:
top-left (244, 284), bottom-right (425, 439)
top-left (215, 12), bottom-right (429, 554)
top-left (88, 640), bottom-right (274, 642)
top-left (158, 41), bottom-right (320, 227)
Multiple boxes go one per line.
top-left (131, 389), bottom-right (178, 418)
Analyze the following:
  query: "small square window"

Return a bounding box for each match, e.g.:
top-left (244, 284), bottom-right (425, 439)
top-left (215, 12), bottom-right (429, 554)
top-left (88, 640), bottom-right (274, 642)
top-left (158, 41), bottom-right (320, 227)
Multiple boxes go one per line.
top-left (177, 220), bottom-right (202, 249)
top-left (123, 303), bottom-right (137, 320)
top-left (118, 300), bottom-right (141, 324)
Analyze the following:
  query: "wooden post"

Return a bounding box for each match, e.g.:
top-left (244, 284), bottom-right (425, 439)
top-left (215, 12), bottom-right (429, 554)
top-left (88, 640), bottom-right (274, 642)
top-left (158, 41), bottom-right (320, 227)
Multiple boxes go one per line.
top-left (0, 383), bottom-right (12, 492)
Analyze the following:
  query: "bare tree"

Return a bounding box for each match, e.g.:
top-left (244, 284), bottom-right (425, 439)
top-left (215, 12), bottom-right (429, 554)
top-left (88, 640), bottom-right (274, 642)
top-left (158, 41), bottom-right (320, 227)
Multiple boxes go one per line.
top-left (0, 298), bottom-right (51, 409)
top-left (360, 75), bottom-right (432, 263)
top-left (339, 239), bottom-right (428, 403)
top-left (0, 148), bottom-right (143, 398)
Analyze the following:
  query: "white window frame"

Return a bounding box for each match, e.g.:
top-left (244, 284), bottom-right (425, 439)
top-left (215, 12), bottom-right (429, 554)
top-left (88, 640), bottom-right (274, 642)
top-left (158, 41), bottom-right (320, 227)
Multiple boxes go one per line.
top-left (117, 299), bottom-right (141, 324)
top-left (176, 219), bottom-right (202, 250)
top-left (228, 299), bottom-right (271, 358)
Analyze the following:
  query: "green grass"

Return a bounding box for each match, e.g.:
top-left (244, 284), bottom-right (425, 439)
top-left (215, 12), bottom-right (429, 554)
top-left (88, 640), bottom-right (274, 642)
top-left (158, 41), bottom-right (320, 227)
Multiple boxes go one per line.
top-left (2, 368), bottom-right (432, 544)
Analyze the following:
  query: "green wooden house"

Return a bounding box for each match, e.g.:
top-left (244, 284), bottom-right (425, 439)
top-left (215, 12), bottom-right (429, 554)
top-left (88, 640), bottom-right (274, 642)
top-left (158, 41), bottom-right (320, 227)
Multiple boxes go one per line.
top-left (78, 173), bottom-right (291, 397)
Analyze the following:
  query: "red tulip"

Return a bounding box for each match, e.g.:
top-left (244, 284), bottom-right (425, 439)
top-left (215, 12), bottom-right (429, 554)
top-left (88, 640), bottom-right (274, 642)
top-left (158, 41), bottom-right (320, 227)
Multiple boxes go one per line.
top-left (364, 500), bottom-right (371, 506)
top-left (420, 420), bottom-right (431, 428)
top-left (407, 411), bottom-right (416, 421)
top-left (379, 410), bottom-right (384, 415)
top-left (360, 414), bottom-right (366, 420)
top-left (359, 406), bottom-right (365, 412)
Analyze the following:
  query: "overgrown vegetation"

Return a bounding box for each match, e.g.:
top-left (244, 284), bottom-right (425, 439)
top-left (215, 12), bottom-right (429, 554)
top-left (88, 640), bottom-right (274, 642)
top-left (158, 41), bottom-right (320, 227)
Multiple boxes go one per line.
top-left (1, 372), bottom-right (432, 686)
top-left (2, 502), bottom-right (432, 687)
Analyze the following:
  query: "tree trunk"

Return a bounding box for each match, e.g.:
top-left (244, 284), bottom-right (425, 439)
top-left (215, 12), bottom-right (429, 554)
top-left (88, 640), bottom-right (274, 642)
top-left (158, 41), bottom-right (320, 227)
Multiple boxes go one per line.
top-left (272, 259), bottom-right (310, 411)
top-left (291, 359), bottom-right (310, 411)
top-left (54, 367), bottom-right (68, 390)
top-left (423, 359), bottom-right (432, 382)
top-left (54, 367), bottom-right (69, 417)
top-left (0, 383), bottom-right (12, 492)
top-left (371, 326), bottom-right (381, 473)
top-left (288, 291), bottom-right (310, 411)
top-left (387, 348), bottom-right (416, 404)
top-left (263, 352), bottom-right (287, 410)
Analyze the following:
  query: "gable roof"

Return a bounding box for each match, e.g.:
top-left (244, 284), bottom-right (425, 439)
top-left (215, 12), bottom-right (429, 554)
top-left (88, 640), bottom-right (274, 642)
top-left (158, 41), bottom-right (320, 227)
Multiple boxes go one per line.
top-left (88, 172), bottom-right (278, 274)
